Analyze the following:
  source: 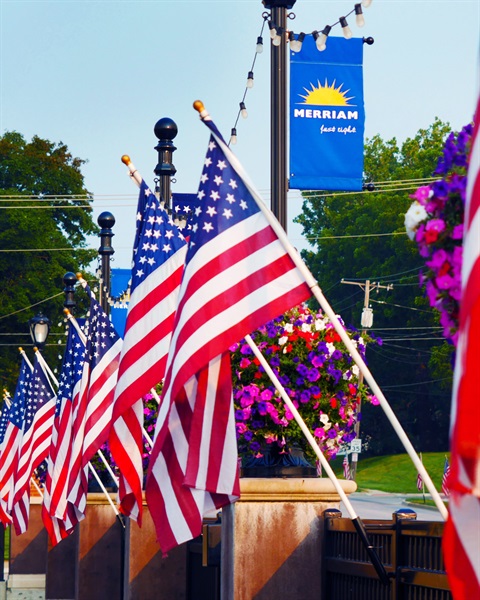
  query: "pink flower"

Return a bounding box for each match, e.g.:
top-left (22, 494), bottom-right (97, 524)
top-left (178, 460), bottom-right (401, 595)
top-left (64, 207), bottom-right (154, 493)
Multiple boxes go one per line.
top-left (370, 395), bottom-right (380, 406)
top-left (452, 224), bottom-right (464, 240)
top-left (410, 185), bottom-right (432, 204)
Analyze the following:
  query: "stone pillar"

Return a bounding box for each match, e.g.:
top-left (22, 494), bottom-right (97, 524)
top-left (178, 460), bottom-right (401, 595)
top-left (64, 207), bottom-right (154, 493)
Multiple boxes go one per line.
top-left (127, 500), bottom-right (187, 600)
top-left (221, 477), bottom-right (356, 600)
top-left (8, 497), bottom-right (48, 595)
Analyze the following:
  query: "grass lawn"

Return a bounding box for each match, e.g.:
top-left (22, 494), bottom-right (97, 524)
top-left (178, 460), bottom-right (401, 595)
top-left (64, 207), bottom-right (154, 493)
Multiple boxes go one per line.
top-left (329, 451), bottom-right (450, 494)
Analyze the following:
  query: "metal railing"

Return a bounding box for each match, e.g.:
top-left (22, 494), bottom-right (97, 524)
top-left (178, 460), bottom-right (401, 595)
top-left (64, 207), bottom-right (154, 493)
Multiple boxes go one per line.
top-left (324, 508), bottom-right (452, 600)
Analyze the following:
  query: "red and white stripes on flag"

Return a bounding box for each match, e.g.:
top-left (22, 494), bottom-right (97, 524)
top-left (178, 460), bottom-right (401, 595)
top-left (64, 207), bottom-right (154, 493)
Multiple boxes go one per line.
top-left (343, 455), bottom-right (350, 480)
top-left (444, 99), bottom-right (480, 599)
top-left (42, 319), bottom-right (86, 545)
top-left (442, 458), bottom-right (450, 497)
top-left (65, 285), bottom-right (122, 526)
top-left (0, 355), bottom-right (32, 527)
top-left (110, 181), bottom-right (187, 524)
top-left (145, 118), bottom-right (311, 553)
top-left (12, 353), bottom-right (56, 534)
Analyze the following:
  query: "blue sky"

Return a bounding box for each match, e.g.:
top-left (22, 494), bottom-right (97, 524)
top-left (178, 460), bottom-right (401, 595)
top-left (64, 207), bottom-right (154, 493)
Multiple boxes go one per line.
top-left (1, 0), bottom-right (479, 268)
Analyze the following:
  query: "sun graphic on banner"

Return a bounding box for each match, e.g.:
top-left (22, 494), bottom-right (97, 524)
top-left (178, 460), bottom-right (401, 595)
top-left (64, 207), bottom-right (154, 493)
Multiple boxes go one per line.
top-left (299, 79), bottom-right (354, 106)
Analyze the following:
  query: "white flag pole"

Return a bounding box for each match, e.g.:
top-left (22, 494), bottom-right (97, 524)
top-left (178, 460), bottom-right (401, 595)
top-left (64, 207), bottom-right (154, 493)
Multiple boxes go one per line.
top-left (244, 334), bottom-right (358, 518)
top-left (121, 155), bottom-right (142, 187)
top-left (245, 333), bottom-right (389, 585)
top-left (194, 100), bottom-right (446, 520)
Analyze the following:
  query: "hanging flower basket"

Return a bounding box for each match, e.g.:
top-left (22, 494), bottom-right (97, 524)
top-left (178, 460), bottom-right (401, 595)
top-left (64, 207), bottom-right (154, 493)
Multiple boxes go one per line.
top-left (405, 123), bottom-right (472, 346)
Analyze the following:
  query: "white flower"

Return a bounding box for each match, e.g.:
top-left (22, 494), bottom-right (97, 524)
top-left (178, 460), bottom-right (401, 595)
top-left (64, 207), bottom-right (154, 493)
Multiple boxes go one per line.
top-left (301, 322), bottom-right (312, 332)
top-left (279, 335), bottom-right (288, 346)
top-left (320, 414), bottom-right (330, 425)
top-left (284, 323), bottom-right (294, 333)
top-left (405, 201), bottom-right (428, 240)
top-left (315, 318), bottom-right (327, 331)
top-left (326, 342), bottom-right (336, 356)
top-left (351, 365), bottom-right (360, 377)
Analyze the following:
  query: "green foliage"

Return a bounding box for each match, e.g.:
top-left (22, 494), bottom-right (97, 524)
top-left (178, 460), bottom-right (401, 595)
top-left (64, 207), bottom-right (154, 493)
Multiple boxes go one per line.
top-left (295, 119), bottom-right (454, 455)
top-left (0, 131), bottom-right (98, 391)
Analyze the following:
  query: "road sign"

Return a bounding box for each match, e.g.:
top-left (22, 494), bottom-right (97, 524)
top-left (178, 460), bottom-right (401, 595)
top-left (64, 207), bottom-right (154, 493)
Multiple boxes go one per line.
top-left (350, 439), bottom-right (362, 453)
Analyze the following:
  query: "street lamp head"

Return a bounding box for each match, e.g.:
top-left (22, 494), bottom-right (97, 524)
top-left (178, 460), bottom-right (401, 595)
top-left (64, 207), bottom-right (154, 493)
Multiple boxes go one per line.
top-left (29, 312), bottom-right (51, 349)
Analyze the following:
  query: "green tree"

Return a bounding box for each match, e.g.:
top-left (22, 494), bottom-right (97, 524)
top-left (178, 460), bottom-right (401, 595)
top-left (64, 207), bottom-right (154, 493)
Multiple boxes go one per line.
top-left (295, 118), bottom-right (454, 455)
top-left (0, 131), bottom-right (97, 391)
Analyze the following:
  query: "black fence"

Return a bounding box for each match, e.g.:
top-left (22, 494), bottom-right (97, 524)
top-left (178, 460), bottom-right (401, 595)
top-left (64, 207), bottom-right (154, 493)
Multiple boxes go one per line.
top-left (324, 508), bottom-right (452, 600)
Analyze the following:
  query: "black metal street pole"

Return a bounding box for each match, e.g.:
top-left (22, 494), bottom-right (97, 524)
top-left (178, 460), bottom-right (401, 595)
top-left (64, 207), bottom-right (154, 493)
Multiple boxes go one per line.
top-left (97, 211), bottom-right (115, 314)
top-left (154, 117), bottom-right (178, 210)
top-left (263, 0), bottom-right (296, 232)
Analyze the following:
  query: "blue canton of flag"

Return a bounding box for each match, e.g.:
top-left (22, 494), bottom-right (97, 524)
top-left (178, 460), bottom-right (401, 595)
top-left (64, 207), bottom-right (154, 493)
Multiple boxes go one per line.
top-left (172, 193), bottom-right (198, 229)
top-left (23, 359), bottom-right (56, 434)
top-left (56, 320), bottom-right (86, 414)
top-left (7, 357), bottom-right (32, 430)
top-left (131, 182), bottom-right (186, 290)
top-left (0, 400), bottom-right (11, 445)
top-left (188, 139), bottom-right (262, 261)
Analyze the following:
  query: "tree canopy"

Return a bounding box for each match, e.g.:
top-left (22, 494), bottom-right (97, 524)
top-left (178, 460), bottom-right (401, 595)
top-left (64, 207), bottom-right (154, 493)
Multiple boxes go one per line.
top-left (295, 118), bottom-right (455, 455)
top-left (0, 131), bottom-right (97, 391)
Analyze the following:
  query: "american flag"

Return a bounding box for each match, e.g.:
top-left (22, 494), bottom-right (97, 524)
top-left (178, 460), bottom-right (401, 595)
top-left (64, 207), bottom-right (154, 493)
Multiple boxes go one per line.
top-left (145, 116), bottom-right (311, 553)
top-left (0, 355), bottom-right (32, 526)
top-left (42, 319), bottom-right (87, 545)
top-left (444, 98), bottom-right (480, 599)
top-left (12, 353), bottom-right (56, 534)
top-left (66, 284), bottom-right (122, 525)
top-left (416, 472), bottom-right (423, 492)
top-left (343, 455), bottom-right (350, 480)
top-left (110, 180), bottom-right (187, 523)
top-left (442, 457), bottom-right (450, 497)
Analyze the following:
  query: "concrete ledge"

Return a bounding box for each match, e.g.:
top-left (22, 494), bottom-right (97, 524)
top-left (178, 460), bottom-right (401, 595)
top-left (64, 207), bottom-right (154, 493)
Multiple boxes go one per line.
top-left (7, 574), bottom-right (46, 589)
top-left (239, 477), bottom-right (357, 502)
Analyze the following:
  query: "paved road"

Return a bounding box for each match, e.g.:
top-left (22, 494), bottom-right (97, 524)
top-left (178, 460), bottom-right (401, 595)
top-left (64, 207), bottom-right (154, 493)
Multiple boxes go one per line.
top-left (340, 491), bottom-right (445, 522)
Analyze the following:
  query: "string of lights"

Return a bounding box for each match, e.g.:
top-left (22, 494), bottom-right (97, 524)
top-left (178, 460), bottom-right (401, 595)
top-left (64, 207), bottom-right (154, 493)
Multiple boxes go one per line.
top-left (230, 1), bottom-right (373, 145)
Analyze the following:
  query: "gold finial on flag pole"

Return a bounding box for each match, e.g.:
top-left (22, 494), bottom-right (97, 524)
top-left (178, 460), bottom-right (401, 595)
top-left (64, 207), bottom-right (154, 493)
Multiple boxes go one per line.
top-left (193, 100), bottom-right (209, 119)
top-left (121, 154), bottom-right (142, 186)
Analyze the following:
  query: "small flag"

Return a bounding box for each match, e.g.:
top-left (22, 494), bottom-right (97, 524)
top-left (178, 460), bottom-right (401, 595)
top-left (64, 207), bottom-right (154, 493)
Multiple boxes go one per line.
top-left (316, 459), bottom-right (322, 478)
top-left (343, 454), bottom-right (350, 480)
top-left (442, 457), bottom-right (450, 497)
top-left (416, 472), bottom-right (423, 492)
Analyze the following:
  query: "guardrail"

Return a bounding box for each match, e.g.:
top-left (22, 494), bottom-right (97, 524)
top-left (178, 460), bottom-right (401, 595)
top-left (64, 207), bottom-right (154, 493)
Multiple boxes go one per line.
top-left (324, 508), bottom-right (452, 600)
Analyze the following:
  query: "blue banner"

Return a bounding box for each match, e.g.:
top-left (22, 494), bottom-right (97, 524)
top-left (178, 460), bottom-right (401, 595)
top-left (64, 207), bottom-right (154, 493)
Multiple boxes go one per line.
top-left (290, 36), bottom-right (365, 191)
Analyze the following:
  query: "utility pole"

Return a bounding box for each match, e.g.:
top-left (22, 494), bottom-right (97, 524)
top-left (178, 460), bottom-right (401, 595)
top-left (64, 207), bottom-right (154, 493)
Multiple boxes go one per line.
top-left (340, 278), bottom-right (393, 480)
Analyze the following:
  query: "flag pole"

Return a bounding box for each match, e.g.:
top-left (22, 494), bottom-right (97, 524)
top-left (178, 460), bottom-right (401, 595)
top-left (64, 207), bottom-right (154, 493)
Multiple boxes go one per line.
top-left (193, 99), bottom-right (447, 521)
top-left (245, 333), bottom-right (390, 586)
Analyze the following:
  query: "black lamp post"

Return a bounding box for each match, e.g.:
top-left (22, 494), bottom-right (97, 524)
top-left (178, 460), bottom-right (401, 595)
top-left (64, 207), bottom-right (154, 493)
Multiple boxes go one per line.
top-left (154, 117), bottom-right (178, 210)
top-left (97, 211), bottom-right (115, 314)
top-left (29, 312), bottom-right (51, 349)
top-left (63, 271), bottom-right (77, 312)
top-left (262, 0), bottom-right (296, 232)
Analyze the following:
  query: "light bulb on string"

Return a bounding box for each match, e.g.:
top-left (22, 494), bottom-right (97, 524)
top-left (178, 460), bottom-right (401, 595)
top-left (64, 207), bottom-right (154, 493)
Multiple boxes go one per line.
top-left (354, 4), bottom-right (365, 27)
top-left (313, 25), bottom-right (331, 52)
top-left (289, 31), bottom-right (305, 53)
top-left (256, 36), bottom-right (264, 53)
top-left (230, 128), bottom-right (237, 145)
top-left (240, 102), bottom-right (248, 119)
top-left (339, 17), bottom-right (353, 40)
top-left (272, 26), bottom-right (283, 46)
top-left (268, 21), bottom-right (277, 40)
top-left (246, 71), bottom-right (254, 89)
